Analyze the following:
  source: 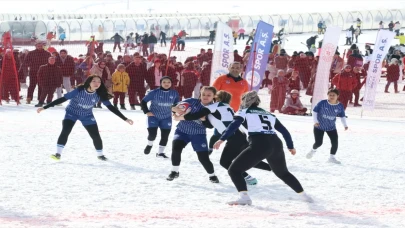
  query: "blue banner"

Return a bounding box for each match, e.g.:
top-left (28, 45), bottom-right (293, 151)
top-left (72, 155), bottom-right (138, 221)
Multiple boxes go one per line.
top-left (244, 21), bottom-right (274, 91)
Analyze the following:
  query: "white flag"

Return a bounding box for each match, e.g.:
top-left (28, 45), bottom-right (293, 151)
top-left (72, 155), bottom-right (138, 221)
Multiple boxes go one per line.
top-left (312, 26), bottom-right (342, 109)
top-left (363, 30), bottom-right (395, 110)
top-left (210, 22), bottom-right (234, 85)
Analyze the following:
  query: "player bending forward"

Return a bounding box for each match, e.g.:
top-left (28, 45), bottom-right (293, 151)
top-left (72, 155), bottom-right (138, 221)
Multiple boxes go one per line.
top-left (213, 91), bottom-right (313, 205)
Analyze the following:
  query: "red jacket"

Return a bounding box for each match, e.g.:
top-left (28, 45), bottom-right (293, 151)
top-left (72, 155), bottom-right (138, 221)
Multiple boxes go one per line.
top-left (37, 64), bottom-right (62, 87)
top-left (386, 64), bottom-right (400, 82)
top-left (274, 55), bottom-right (288, 69)
top-left (55, 55), bottom-right (75, 77)
top-left (332, 71), bottom-right (358, 91)
top-left (200, 63), bottom-right (212, 86)
top-left (126, 62), bottom-right (147, 89)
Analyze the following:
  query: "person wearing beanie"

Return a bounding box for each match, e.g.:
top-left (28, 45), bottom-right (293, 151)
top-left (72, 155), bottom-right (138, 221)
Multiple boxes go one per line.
top-left (141, 76), bottom-right (180, 158)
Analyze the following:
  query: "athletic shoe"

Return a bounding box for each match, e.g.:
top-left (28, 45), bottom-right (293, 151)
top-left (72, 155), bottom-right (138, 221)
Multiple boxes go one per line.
top-left (328, 156), bottom-right (341, 164)
top-left (144, 145), bottom-right (152, 154)
top-left (245, 176), bottom-right (258, 185)
top-left (130, 105), bottom-right (136, 110)
top-left (167, 171), bottom-right (179, 181)
top-left (35, 103), bottom-right (44, 107)
top-left (300, 192), bottom-right (314, 203)
top-left (306, 149), bottom-right (316, 159)
top-left (227, 197), bottom-right (252, 206)
top-left (156, 153), bottom-right (169, 158)
top-left (51, 153), bottom-right (61, 160)
top-left (209, 176), bottom-right (220, 183)
top-left (98, 155), bottom-right (108, 161)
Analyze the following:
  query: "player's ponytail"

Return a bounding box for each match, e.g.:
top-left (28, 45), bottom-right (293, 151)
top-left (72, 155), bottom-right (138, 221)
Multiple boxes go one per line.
top-left (215, 90), bottom-right (232, 104)
top-left (241, 91), bottom-right (260, 109)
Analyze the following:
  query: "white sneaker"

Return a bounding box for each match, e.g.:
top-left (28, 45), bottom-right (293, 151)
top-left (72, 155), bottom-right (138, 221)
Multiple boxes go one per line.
top-left (328, 156), bottom-right (341, 164)
top-left (300, 192), bottom-right (314, 203)
top-left (306, 149), bottom-right (316, 159)
top-left (227, 197), bottom-right (252, 206)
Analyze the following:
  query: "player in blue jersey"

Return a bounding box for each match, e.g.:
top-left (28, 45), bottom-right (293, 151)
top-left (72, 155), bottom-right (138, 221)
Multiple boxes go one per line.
top-left (37, 75), bottom-right (134, 161)
top-left (213, 91), bottom-right (312, 205)
top-left (174, 90), bottom-right (272, 185)
top-left (306, 89), bottom-right (348, 164)
top-left (141, 76), bottom-right (179, 158)
top-left (167, 86), bottom-right (219, 183)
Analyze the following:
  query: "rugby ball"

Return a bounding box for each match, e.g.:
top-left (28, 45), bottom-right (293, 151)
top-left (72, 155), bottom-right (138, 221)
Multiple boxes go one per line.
top-left (175, 102), bottom-right (192, 116)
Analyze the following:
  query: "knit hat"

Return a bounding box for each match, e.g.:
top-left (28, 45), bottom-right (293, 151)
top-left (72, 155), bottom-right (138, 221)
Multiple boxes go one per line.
top-left (160, 76), bottom-right (172, 84)
top-left (240, 91), bottom-right (260, 109)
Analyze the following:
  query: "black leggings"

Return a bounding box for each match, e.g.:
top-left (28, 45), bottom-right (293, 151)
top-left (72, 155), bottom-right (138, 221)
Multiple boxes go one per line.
top-left (147, 128), bottom-right (171, 146)
top-left (172, 139), bottom-right (214, 174)
top-left (228, 134), bottom-right (304, 193)
top-left (57, 119), bottom-right (102, 150)
top-left (312, 127), bottom-right (338, 155)
top-left (220, 131), bottom-right (272, 178)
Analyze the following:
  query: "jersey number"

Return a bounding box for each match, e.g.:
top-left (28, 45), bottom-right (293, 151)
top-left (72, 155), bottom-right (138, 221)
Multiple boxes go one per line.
top-left (259, 115), bottom-right (272, 130)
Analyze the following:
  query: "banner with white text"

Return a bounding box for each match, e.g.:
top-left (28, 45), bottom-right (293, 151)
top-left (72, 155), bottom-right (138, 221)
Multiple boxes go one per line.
top-left (210, 22), bottom-right (234, 85)
top-left (312, 26), bottom-right (342, 109)
top-left (363, 30), bottom-right (395, 111)
top-left (244, 21), bottom-right (273, 91)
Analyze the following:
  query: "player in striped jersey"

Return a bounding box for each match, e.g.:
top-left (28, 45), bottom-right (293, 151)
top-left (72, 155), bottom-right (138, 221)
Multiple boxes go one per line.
top-left (306, 89), bottom-right (348, 164)
top-left (37, 75), bottom-right (133, 161)
top-left (174, 90), bottom-right (272, 185)
top-left (167, 86), bottom-right (219, 183)
top-left (141, 76), bottom-right (179, 158)
top-left (213, 91), bottom-right (312, 205)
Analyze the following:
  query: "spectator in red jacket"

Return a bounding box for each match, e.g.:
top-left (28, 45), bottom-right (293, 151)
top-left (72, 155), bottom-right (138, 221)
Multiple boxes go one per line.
top-left (126, 55), bottom-right (147, 109)
top-left (18, 41), bottom-right (51, 104)
top-left (332, 65), bottom-right (358, 110)
top-left (351, 66), bottom-right (367, 106)
top-left (1, 50), bottom-right (20, 103)
top-left (294, 53), bottom-right (311, 88)
top-left (385, 58), bottom-right (400, 93)
top-left (55, 49), bottom-right (75, 99)
top-left (274, 52), bottom-right (288, 71)
top-left (146, 59), bottom-right (163, 90)
top-left (179, 61), bottom-right (198, 99)
top-left (233, 50), bottom-right (243, 63)
top-left (287, 68), bottom-right (301, 93)
top-left (35, 56), bottom-right (62, 107)
top-left (200, 61), bottom-right (211, 86)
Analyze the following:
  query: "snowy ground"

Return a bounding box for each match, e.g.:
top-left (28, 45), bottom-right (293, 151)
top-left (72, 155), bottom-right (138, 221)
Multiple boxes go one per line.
top-left (1, 29), bottom-right (405, 228)
top-left (1, 103), bottom-right (405, 228)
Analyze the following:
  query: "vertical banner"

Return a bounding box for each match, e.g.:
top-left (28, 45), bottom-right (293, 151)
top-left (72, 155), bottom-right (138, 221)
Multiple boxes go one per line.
top-left (363, 30), bottom-right (395, 110)
top-left (210, 22), bottom-right (234, 85)
top-left (312, 26), bottom-right (342, 109)
top-left (244, 21), bottom-right (273, 91)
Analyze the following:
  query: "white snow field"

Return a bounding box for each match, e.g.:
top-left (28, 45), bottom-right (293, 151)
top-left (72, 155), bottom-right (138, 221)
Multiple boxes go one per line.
top-left (1, 30), bottom-right (405, 227)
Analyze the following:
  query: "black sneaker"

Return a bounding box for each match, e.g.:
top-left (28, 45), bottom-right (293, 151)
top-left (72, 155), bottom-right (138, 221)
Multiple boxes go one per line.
top-left (98, 155), bottom-right (108, 161)
top-left (167, 171), bottom-right (179, 181)
top-left (51, 153), bottom-right (61, 160)
top-left (97, 104), bottom-right (102, 109)
top-left (130, 105), bottom-right (136, 110)
top-left (35, 103), bottom-right (44, 107)
top-left (144, 145), bottom-right (152, 154)
top-left (209, 175), bottom-right (219, 183)
top-left (156, 153), bottom-right (169, 158)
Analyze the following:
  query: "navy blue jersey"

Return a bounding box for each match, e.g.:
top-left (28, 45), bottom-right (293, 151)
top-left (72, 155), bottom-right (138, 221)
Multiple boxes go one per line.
top-left (143, 88), bottom-right (179, 119)
top-left (313, 100), bottom-right (346, 131)
top-left (64, 89), bottom-right (111, 116)
top-left (176, 98), bottom-right (206, 135)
